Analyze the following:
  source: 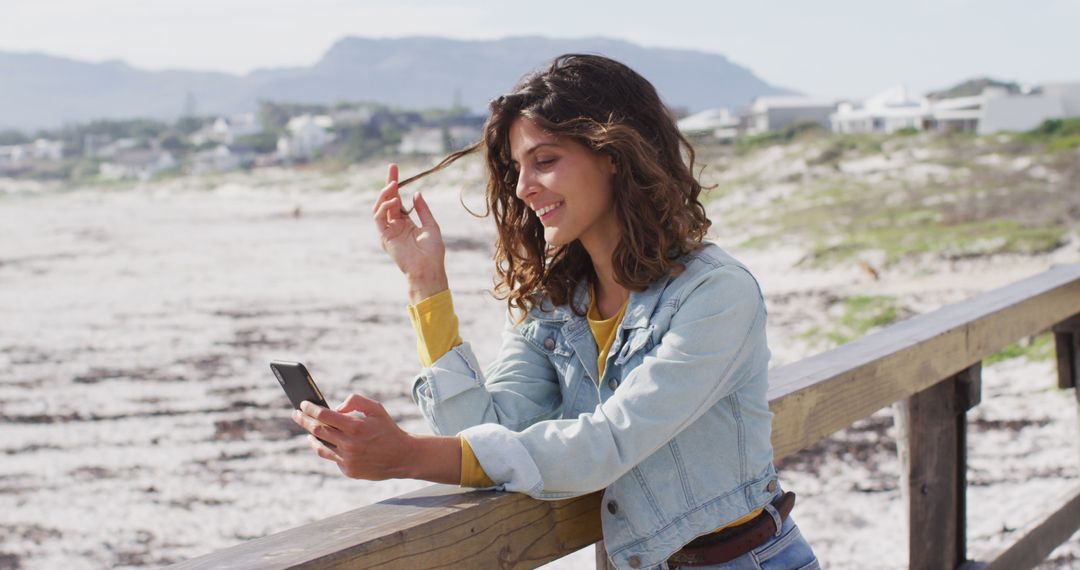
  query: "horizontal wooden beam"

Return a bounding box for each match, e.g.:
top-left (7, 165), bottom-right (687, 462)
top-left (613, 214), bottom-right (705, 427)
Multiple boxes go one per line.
top-left (768, 264), bottom-right (1080, 459)
top-left (170, 485), bottom-right (603, 569)
top-left (958, 486), bottom-right (1080, 570)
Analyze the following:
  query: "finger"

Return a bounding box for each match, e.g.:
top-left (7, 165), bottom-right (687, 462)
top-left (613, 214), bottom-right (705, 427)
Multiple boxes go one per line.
top-left (300, 401), bottom-right (358, 432)
top-left (371, 179), bottom-right (400, 216)
top-left (374, 197), bottom-right (416, 232)
top-left (412, 191), bottom-right (438, 229)
top-left (336, 393), bottom-right (387, 418)
top-left (309, 435), bottom-right (344, 462)
top-left (293, 408), bottom-right (345, 445)
top-left (386, 163), bottom-right (398, 185)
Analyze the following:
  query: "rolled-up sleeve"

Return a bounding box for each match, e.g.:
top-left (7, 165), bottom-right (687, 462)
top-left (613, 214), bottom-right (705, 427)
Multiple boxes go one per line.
top-left (411, 311), bottom-right (563, 442)
top-left (459, 265), bottom-right (769, 499)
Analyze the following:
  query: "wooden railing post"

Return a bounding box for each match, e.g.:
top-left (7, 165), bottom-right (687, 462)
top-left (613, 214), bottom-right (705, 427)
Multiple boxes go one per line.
top-left (897, 363), bottom-right (981, 569)
top-left (1052, 314), bottom-right (1080, 395)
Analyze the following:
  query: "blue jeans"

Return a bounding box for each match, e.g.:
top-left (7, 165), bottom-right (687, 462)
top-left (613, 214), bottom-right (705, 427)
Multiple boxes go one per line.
top-left (660, 515), bottom-right (819, 570)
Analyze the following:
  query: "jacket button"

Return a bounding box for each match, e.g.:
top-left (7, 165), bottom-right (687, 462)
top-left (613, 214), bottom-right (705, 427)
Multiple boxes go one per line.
top-left (606, 500), bottom-right (619, 514)
top-left (767, 479), bottom-right (778, 492)
top-left (543, 337), bottom-right (555, 350)
top-left (627, 555), bottom-right (641, 568)
top-left (608, 377), bottom-right (618, 390)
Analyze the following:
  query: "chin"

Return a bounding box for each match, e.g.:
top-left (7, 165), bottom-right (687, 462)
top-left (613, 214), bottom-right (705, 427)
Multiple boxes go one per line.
top-left (544, 230), bottom-right (571, 248)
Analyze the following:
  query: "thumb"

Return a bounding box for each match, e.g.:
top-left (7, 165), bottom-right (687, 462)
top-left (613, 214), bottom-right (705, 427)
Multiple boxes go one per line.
top-left (412, 191), bottom-right (438, 229)
top-left (337, 393), bottom-right (387, 417)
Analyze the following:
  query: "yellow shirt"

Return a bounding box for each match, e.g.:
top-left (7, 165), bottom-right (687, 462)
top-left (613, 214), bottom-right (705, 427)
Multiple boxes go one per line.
top-left (406, 288), bottom-right (760, 530)
top-left (587, 284), bottom-right (628, 381)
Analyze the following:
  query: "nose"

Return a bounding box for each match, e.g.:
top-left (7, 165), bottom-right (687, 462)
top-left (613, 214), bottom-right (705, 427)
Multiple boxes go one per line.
top-left (515, 166), bottom-right (539, 202)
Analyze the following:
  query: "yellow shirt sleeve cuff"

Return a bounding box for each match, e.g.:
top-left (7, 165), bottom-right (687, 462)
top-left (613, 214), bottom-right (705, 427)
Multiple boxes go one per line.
top-left (459, 435), bottom-right (496, 488)
top-left (406, 289), bottom-right (464, 368)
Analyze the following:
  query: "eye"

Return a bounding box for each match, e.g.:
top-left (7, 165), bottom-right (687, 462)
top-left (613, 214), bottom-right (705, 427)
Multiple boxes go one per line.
top-left (535, 157), bottom-right (556, 169)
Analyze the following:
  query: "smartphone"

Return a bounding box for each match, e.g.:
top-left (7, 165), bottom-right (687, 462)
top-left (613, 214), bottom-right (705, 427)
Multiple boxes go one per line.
top-left (270, 360), bottom-right (335, 447)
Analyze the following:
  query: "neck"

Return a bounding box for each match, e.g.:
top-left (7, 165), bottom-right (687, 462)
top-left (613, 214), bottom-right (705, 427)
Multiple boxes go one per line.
top-left (581, 234), bottom-right (628, 309)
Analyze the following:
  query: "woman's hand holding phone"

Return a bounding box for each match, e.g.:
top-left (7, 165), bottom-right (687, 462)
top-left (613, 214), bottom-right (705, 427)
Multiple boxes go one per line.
top-left (291, 394), bottom-right (417, 481)
top-left (372, 163), bottom-right (449, 303)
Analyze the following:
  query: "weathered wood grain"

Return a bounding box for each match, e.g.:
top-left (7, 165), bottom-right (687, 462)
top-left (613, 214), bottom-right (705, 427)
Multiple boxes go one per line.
top-left (899, 367), bottom-right (978, 569)
top-left (769, 264), bottom-right (1080, 460)
top-left (170, 485), bottom-right (603, 569)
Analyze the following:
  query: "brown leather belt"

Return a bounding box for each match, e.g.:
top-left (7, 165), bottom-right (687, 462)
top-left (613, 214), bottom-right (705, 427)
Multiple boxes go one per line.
top-left (667, 492), bottom-right (796, 567)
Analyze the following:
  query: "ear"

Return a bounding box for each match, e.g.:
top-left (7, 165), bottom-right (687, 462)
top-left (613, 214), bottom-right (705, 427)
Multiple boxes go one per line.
top-left (607, 155), bottom-right (617, 175)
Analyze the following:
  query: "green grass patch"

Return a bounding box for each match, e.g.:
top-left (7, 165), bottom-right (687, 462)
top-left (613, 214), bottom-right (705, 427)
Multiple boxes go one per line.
top-left (802, 295), bottom-right (903, 347)
top-left (802, 219), bottom-right (1065, 267)
top-left (1019, 118), bottom-right (1080, 152)
top-left (985, 333), bottom-right (1055, 364)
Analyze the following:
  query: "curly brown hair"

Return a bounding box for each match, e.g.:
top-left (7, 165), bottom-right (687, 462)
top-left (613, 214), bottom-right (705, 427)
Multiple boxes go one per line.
top-left (400, 53), bottom-right (712, 319)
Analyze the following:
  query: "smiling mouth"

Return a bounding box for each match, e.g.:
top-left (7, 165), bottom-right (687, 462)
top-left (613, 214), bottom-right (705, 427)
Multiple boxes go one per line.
top-left (536, 201), bottom-right (564, 221)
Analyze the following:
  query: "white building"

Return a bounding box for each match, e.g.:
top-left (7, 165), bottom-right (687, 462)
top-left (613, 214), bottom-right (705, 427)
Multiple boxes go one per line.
top-left (975, 86), bottom-right (1074, 134)
top-left (1043, 83), bottom-right (1080, 116)
top-left (677, 108), bottom-right (741, 140)
top-left (747, 96), bottom-right (837, 135)
top-left (191, 113), bottom-right (263, 146)
top-left (277, 114), bottom-right (334, 159)
top-left (190, 145), bottom-right (253, 174)
top-left (831, 85), bottom-right (930, 134)
top-left (100, 150), bottom-right (177, 181)
top-left (0, 144), bottom-right (27, 165)
top-left (398, 125), bottom-right (482, 155)
top-left (835, 82), bottom-right (1080, 135)
top-left (31, 139), bottom-right (64, 161)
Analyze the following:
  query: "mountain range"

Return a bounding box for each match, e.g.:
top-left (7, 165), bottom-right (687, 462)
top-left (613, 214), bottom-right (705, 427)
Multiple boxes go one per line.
top-left (0, 36), bottom-right (798, 132)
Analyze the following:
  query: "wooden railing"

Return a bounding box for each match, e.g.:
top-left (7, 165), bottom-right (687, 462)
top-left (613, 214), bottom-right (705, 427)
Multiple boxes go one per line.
top-left (171, 264), bottom-right (1080, 570)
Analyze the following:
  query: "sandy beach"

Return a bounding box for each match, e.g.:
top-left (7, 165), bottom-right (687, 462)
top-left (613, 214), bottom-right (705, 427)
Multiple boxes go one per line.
top-left (1, 160), bottom-right (1078, 569)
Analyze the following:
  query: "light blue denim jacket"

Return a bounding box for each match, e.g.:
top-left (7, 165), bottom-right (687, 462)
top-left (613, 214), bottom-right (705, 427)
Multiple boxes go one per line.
top-left (411, 242), bottom-right (778, 570)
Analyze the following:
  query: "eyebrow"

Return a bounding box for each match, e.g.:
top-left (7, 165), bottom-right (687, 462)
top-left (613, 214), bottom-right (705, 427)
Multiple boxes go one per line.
top-left (510, 142), bottom-right (560, 164)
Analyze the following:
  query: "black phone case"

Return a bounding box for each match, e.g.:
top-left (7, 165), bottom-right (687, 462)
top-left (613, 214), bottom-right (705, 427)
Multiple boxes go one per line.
top-left (270, 360), bottom-right (336, 448)
top-left (270, 360), bottom-right (329, 410)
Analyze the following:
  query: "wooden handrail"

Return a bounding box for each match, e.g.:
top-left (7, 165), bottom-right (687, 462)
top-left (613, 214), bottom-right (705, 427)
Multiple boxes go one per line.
top-left (171, 264), bottom-right (1080, 570)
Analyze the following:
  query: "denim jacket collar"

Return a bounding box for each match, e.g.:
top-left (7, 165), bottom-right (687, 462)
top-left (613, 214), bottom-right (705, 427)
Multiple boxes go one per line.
top-left (527, 268), bottom-right (672, 331)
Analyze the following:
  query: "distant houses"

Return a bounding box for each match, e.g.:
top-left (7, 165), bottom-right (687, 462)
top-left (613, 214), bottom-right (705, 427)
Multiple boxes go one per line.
top-left (191, 113), bottom-right (263, 146)
top-left (683, 81), bottom-right (1080, 140)
top-left (190, 145), bottom-right (255, 174)
top-left (277, 114), bottom-right (334, 160)
top-left (99, 150), bottom-right (178, 181)
top-left (833, 83), bottom-right (1080, 135)
top-left (0, 138), bottom-right (66, 176)
top-left (831, 86), bottom-right (929, 134)
top-left (398, 124), bottom-right (483, 155)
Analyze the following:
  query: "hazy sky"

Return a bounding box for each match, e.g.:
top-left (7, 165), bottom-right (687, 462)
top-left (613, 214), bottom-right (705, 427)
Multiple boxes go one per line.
top-left (3, 0), bottom-right (1076, 99)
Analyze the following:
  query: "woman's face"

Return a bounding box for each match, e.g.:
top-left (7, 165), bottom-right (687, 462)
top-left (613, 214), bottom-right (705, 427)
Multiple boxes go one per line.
top-left (508, 116), bottom-right (619, 249)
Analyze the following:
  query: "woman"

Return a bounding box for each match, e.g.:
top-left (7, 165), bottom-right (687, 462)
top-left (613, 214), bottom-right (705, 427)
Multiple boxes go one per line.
top-left (292, 54), bottom-right (818, 570)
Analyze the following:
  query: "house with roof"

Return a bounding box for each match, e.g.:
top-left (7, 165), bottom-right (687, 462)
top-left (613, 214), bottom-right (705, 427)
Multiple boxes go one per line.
top-left (99, 150), bottom-right (177, 181)
top-left (190, 113), bottom-right (263, 146)
top-left (677, 108), bottom-right (741, 140)
top-left (835, 82), bottom-right (1080, 135)
top-left (398, 124), bottom-right (482, 156)
top-left (190, 145), bottom-right (255, 174)
top-left (277, 114), bottom-right (334, 159)
top-left (831, 85), bottom-right (930, 134)
top-left (746, 96), bottom-right (837, 135)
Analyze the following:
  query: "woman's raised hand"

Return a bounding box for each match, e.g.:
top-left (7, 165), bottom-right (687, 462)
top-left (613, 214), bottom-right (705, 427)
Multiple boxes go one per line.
top-left (372, 164), bottom-right (449, 302)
